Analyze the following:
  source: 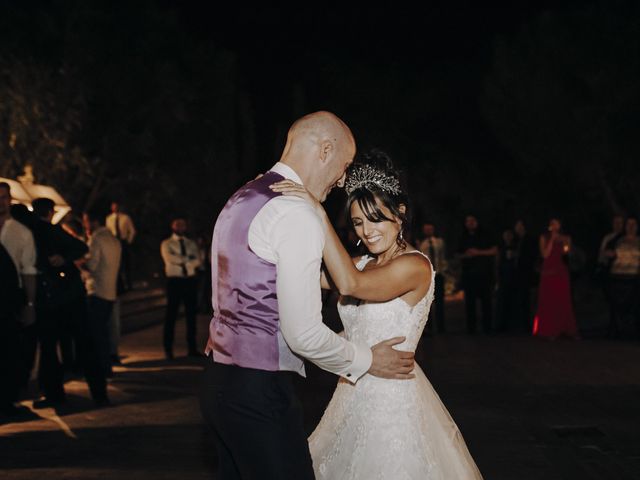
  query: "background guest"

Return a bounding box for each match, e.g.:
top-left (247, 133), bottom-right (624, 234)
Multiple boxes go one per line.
top-left (81, 209), bottom-right (121, 405)
top-left (606, 216), bottom-right (640, 339)
top-left (513, 219), bottom-right (539, 332)
top-left (457, 214), bottom-right (498, 334)
top-left (30, 198), bottom-right (88, 408)
top-left (597, 214), bottom-right (625, 336)
top-left (495, 229), bottom-right (519, 332)
top-left (160, 217), bottom-right (201, 359)
top-left (0, 182), bottom-right (38, 400)
top-left (419, 221), bottom-right (447, 334)
top-left (533, 217), bottom-right (578, 339)
top-left (0, 183), bottom-right (36, 416)
top-left (598, 214), bottom-right (625, 268)
top-left (106, 201), bottom-right (136, 292)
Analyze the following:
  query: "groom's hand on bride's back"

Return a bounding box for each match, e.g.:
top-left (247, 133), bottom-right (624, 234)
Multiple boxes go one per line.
top-left (369, 337), bottom-right (415, 379)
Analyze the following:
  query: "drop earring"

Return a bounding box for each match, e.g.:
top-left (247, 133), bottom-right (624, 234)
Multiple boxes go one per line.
top-left (356, 239), bottom-right (362, 246)
top-left (397, 228), bottom-right (406, 248)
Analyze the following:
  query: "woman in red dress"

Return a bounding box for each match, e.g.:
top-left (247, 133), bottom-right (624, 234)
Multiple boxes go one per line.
top-left (533, 218), bottom-right (579, 339)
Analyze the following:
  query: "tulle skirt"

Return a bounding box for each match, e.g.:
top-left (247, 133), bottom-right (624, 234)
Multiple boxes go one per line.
top-left (308, 365), bottom-right (483, 479)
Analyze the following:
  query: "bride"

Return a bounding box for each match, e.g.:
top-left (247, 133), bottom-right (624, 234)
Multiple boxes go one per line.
top-left (271, 149), bottom-right (483, 479)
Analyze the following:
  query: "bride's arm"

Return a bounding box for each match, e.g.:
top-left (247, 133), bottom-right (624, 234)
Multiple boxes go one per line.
top-left (318, 209), bottom-right (430, 302)
top-left (321, 257), bottom-right (361, 290)
top-left (270, 179), bottom-right (430, 302)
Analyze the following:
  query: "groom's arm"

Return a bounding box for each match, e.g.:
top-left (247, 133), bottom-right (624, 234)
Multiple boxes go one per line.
top-left (267, 200), bottom-right (372, 383)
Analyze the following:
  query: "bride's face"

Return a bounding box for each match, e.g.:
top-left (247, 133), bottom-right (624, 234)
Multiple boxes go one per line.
top-left (350, 198), bottom-right (402, 255)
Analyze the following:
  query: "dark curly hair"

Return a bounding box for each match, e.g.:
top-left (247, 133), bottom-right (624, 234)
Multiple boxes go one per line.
top-left (345, 149), bottom-right (411, 249)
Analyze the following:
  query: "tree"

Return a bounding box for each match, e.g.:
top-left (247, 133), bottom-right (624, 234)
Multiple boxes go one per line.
top-left (481, 3), bottom-right (640, 237)
top-left (0, 57), bottom-right (90, 208)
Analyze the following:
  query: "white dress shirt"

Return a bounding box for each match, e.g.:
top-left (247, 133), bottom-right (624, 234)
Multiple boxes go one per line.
top-left (598, 231), bottom-right (621, 265)
top-left (419, 236), bottom-right (447, 273)
top-left (161, 234), bottom-right (201, 278)
top-left (84, 226), bottom-right (122, 301)
top-left (106, 212), bottom-right (136, 244)
top-left (0, 218), bottom-right (37, 286)
top-left (248, 162), bottom-right (372, 383)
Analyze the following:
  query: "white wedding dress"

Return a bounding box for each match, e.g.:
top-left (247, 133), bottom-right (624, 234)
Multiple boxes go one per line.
top-left (309, 253), bottom-right (483, 479)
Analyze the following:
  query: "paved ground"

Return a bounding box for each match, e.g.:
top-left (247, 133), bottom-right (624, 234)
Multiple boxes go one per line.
top-left (2, 292), bottom-right (640, 479)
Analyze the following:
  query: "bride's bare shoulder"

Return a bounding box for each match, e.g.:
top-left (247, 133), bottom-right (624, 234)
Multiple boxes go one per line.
top-left (394, 250), bottom-right (433, 275)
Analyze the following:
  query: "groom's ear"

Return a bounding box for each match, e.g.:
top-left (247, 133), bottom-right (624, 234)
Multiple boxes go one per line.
top-left (319, 140), bottom-right (334, 164)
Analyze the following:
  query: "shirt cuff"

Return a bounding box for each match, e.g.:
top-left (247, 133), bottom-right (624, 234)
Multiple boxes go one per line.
top-left (341, 343), bottom-right (372, 384)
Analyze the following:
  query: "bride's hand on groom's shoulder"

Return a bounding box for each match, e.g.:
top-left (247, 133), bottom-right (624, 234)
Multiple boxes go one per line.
top-left (269, 179), bottom-right (323, 214)
top-left (369, 337), bottom-right (416, 380)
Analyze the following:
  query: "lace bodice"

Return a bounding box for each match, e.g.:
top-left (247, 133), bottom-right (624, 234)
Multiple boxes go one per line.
top-left (337, 252), bottom-right (435, 353)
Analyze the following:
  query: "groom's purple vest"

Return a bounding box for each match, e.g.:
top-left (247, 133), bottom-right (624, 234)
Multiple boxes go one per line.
top-left (205, 171), bottom-right (304, 374)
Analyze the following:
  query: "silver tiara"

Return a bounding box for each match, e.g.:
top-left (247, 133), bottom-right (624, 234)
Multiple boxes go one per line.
top-left (344, 164), bottom-right (402, 195)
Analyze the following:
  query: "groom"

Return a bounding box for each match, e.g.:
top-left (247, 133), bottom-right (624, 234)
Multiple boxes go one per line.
top-left (201, 111), bottom-right (415, 480)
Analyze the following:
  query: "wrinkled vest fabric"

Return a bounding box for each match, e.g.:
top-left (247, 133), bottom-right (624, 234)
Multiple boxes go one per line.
top-left (205, 171), bottom-right (304, 373)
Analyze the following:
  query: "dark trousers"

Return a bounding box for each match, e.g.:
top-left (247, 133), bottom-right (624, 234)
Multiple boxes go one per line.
top-left (0, 318), bottom-right (23, 409)
top-left (609, 276), bottom-right (640, 338)
top-left (463, 278), bottom-right (493, 334)
top-left (495, 279), bottom-right (518, 332)
top-left (34, 297), bottom-right (108, 402)
top-left (164, 276), bottom-right (198, 354)
top-left (87, 296), bottom-right (114, 378)
top-left (118, 240), bottom-right (132, 292)
top-left (36, 306), bottom-right (68, 400)
top-left (514, 279), bottom-right (533, 333)
top-left (83, 296), bottom-right (111, 399)
top-left (603, 277), bottom-right (618, 337)
top-left (20, 324), bottom-right (38, 389)
top-left (200, 361), bottom-right (315, 480)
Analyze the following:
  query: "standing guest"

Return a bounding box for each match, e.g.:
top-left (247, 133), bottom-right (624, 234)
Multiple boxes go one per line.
top-left (106, 201), bottom-right (135, 291)
top-left (109, 299), bottom-right (122, 367)
top-left (106, 202), bottom-right (134, 365)
top-left (597, 214), bottom-right (625, 336)
top-left (7, 203), bottom-right (40, 389)
top-left (160, 217), bottom-right (202, 359)
top-left (533, 217), bottom-right (578, 339)
top-left (606, 216), bottom-right (640, 338)
top-left (513, 219), bottom-right (539, 332)
top-left (81, 209), bottom-right (121, 400)
top-left (495, 229), bottom-right (519, 332)
top-left (1, 186), bottom-right (37, 325)
top-left (30, 198), bottom-right (88, 408)
top-left (457, 215), bottom-right (498, 334)
top-left (418, 221), bottom-right (447, 334)
top-left (598, 214), bottom-right (625, 268)
top-left (0, 183), bottom-right (36, 416)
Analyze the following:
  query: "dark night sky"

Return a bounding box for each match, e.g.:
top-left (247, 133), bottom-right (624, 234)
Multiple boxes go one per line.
top-left (160, 1), bottom-right (586, 165)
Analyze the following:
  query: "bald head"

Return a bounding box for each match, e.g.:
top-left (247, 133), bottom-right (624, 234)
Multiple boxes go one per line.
top-left (280, 111), bottom-right (356, 202)
top-left (288, 110), bottom-right (352, 144)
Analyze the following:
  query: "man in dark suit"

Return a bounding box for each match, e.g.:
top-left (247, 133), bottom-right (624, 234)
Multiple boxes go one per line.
top-left (514, 219), bottom-right (539, 333)
top-left (30, 198), bottom-right (89, 408)
top-left (458, 215), bottom-right (498, 334)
